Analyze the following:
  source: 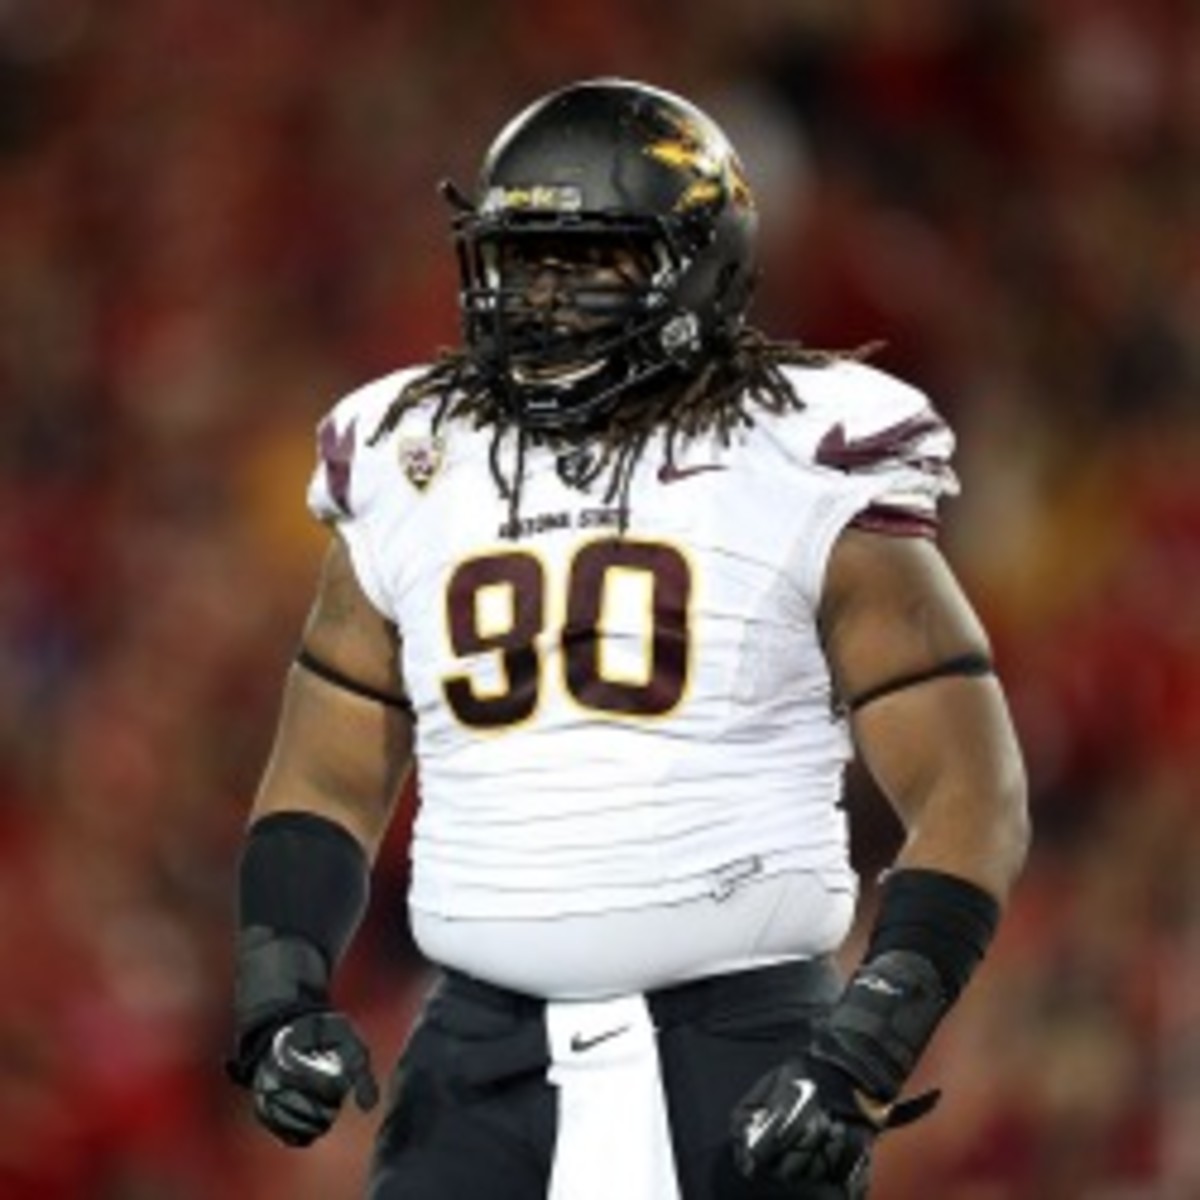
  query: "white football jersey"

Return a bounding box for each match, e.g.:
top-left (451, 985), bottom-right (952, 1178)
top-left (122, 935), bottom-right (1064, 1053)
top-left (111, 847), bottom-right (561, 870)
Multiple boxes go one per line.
top-left (307, 359), bottom-right (957, 964)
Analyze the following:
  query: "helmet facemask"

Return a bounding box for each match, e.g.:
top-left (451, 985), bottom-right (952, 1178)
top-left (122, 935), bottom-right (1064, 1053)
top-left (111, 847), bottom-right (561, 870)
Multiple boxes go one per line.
top-left (446, 79), bottom-right (758, 434)
top-left (453, 215), bottom-right (700, 431)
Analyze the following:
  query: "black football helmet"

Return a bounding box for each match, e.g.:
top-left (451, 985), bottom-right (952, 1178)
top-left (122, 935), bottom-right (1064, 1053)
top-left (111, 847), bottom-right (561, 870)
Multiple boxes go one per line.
top-left (445, 78), bottom-right (759, 431)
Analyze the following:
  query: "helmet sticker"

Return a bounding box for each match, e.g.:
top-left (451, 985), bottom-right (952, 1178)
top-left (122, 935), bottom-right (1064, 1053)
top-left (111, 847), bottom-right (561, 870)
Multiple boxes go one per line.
top-left (643, 111), bottom-right (755, 213)
top-left (481, 184), bottom-right (584, 215)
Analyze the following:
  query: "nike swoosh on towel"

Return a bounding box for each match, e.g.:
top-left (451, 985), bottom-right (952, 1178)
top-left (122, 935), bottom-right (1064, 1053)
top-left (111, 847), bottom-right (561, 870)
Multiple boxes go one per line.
top-left (569, 1025), bottom-right (631, 1053)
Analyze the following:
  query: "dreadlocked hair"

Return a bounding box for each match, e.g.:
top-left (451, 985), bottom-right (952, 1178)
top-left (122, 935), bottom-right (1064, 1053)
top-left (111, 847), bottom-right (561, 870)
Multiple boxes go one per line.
top-left (369, 330), bottom-right (881, 536)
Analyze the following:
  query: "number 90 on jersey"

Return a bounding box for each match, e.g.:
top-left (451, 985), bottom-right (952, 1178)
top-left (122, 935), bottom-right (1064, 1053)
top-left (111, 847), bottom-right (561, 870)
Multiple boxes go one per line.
top-left (441, 537), bottom-right (693, 730)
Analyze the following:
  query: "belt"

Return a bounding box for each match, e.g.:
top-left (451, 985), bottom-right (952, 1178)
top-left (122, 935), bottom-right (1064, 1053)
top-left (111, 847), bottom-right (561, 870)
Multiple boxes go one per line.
top-left (440, 956), bottom-right (841, 1028)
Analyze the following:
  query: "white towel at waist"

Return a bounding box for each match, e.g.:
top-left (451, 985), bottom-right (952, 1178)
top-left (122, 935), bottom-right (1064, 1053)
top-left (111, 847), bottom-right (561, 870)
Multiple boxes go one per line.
top-left (546, 993), bottom-right (681, 1200)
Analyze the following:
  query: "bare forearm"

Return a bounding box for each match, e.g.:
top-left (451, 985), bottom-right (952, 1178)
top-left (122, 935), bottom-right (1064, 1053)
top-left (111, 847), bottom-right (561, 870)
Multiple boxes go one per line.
top-left (250, 664), bottom-right (412, 859)
top-left (853, 676), bottom-right (1030, 903)
top-left (892, 776), bottom-right (1029, 903)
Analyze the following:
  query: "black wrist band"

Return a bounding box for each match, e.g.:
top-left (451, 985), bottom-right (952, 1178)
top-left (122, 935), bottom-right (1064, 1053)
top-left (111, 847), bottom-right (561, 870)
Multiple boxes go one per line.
top-left (866, 868), bottom-right (1000, 1003)
top-left (238, 811), bottom-right (370, 973)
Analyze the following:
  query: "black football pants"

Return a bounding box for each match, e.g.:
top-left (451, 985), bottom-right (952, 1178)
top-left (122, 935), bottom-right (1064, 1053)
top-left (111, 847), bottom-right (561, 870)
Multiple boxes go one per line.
top-left (367, 958), bottom-right (868, 1200)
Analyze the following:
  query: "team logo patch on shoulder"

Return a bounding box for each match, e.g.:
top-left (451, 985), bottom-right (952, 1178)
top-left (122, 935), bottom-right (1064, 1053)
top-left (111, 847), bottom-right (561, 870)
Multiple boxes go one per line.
top-left (398, 435), bottom-right (445, 491)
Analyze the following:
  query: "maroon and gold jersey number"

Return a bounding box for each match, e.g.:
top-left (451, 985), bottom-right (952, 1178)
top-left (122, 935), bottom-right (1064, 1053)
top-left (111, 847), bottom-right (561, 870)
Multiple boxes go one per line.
top-left (442, 538), bottom-right (691, 729)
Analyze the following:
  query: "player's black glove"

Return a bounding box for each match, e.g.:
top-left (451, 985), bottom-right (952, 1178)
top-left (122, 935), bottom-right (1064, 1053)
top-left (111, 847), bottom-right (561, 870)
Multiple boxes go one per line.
top-left (731, 949), bottom-right (944, 1189)
top-left (249, 1010), bottom-right (379, 1147)
top-left (731, 1054), bottom-right (882, 1192)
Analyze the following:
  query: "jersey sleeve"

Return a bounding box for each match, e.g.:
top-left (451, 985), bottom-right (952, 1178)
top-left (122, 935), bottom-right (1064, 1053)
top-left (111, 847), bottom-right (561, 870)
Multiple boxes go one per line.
top-left (305, 369), bottom-right (415, 618)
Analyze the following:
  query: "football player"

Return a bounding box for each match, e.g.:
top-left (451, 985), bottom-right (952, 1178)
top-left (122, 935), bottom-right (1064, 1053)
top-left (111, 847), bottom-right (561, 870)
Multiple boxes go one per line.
top-left (227, 78), bottom-right (1030, 1199)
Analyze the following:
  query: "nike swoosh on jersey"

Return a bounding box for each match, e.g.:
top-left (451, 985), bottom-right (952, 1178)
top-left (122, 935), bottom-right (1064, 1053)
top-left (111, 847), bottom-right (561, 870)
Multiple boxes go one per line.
top-left (657, 461), bottom-right (728, 484)
top-left (569, 1024), bottom-right (631, 1053)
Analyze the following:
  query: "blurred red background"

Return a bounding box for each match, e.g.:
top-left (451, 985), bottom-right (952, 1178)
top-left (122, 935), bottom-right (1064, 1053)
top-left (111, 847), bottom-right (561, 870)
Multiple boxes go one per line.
top-left (0, 2), bottom-right (1197, 1197)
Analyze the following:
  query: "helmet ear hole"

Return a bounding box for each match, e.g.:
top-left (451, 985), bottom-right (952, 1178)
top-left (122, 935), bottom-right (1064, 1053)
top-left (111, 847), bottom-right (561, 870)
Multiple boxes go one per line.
top-left (451, 78), bottom-right (758, 431)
